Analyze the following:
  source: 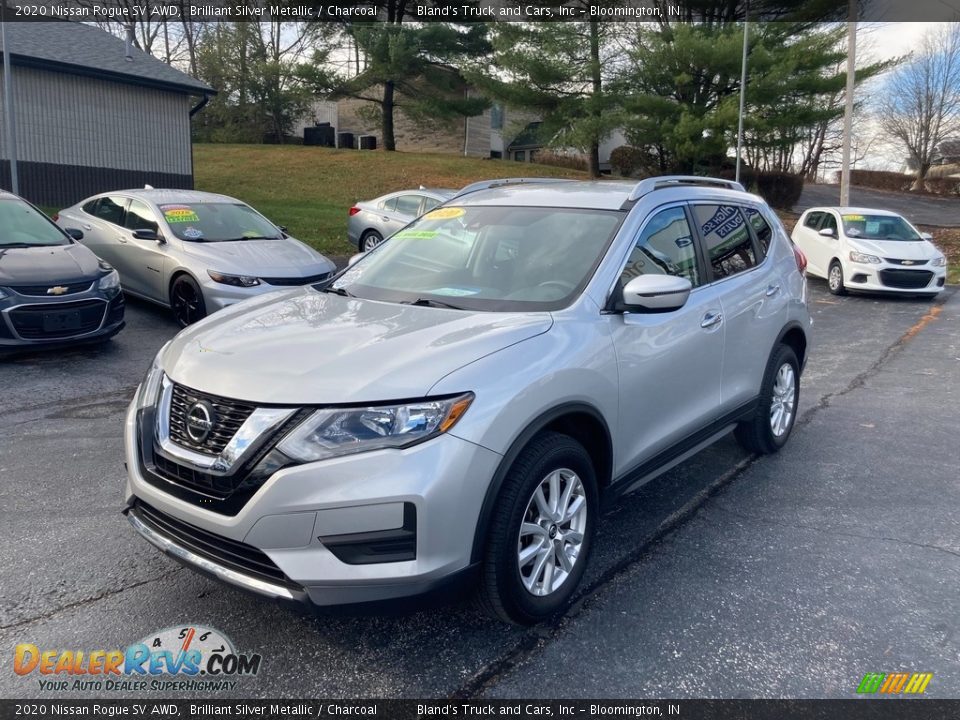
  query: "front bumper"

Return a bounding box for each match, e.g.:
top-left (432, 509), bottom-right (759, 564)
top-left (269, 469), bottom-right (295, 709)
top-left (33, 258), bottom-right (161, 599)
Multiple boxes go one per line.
top-left (0, 286), bottom-right (125, 349)
top-left (122, 399), bottom-right (502, 607)
top-left (842, 260), bottom-right (946, 294)
top-left (200, 269), bottom-right (336, 312)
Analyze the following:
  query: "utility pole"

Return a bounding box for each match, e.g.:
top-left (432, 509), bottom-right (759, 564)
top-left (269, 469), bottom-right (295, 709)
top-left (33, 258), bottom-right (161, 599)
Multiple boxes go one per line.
top-left (1, 12), bottom-right (20, 195)
top-left (840, 0), bottom-right (857, 205)
top-left (735, 0), bottom-right (750, 185)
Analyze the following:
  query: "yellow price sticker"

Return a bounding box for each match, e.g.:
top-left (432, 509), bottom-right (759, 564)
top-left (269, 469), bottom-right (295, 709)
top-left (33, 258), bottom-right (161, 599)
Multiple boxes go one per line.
top-left (423, 207), bottom-right (465, 220)
top-left (842, 214), bottom-right (866, 222)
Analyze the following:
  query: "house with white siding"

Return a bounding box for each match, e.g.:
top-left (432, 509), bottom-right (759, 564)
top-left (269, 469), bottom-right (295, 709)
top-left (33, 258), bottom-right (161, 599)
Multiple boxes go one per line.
top-left (0, 21), bottom-right (214, 206)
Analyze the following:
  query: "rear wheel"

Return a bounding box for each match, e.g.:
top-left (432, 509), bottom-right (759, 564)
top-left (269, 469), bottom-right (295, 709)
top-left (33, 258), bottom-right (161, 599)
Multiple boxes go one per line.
top-left (361, 230), bottom-right (384, 252)
top-left (478, 432), bottom-right (598, 625)
top-left (735, 344), bottom-right (800, 455)
top-left (170, 275), bottom-right (207, 328)
top-left (827, 260), bottom-right (846, 296)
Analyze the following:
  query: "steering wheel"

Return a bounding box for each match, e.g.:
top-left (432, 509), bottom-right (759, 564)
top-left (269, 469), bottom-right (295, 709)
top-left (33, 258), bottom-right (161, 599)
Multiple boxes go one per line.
top-left (536, 280), bottom-right (576, 294)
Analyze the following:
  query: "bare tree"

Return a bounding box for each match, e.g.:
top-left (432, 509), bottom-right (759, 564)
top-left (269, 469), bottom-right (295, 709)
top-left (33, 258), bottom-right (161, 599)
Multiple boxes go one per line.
top-left (878, 23), bottom-right (960, 191)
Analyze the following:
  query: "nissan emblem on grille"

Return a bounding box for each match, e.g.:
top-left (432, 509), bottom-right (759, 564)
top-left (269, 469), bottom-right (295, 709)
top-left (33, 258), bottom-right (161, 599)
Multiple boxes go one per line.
top-left (185, 400), bottom-right (217, 444)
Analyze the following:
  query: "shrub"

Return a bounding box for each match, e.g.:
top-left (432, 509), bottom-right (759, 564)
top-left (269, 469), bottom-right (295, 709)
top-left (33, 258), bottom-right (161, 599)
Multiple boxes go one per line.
top-left (840, 169), bottom-right (913, 192)
top-left (921, 177), bottom-right (960, 196)
top-left (534, 150), bottom-right (588, 172)
top-left (718, 169), bottom-right (803, 209)
top-left (609, 145), bottom-right (648, 177)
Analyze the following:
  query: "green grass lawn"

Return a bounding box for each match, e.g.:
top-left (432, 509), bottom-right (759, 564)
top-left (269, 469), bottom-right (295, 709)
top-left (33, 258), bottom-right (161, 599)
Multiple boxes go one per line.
top-left (193, 144), bottom-right (587, 256)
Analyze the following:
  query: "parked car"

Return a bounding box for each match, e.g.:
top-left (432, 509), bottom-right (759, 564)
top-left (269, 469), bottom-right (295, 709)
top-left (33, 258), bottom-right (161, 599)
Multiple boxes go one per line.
top-left (122, 176), bottom-right (810, 624)
top-left (347, 188), bottom-right (455, 251)
top-left (791, 206), bottom-right (947, 297)
top-left (57, 189), bottom-right (337, 327)
top-left (0, 190), bottom-right (124, 351)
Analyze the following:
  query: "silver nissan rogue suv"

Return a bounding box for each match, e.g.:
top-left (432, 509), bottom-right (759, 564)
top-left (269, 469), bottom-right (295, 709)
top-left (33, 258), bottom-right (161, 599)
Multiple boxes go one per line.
top-left (123, 176), bottom-right (811, 624)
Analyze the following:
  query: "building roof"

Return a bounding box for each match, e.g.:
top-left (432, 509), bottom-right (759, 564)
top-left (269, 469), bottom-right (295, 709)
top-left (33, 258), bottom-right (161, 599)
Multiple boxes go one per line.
top-left (0, 21), bottom-right (213, 95)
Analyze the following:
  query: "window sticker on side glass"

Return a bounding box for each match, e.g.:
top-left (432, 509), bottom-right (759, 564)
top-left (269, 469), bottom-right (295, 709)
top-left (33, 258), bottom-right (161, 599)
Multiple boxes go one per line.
top-left (160, 205), bottom-right (199, 223)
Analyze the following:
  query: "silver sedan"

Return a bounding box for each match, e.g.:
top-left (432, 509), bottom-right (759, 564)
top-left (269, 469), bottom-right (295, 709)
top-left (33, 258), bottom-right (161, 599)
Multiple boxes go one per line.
top-left (57, 189), bottom-right (336, 326)
top-left (347, 188), bottom-right (455, 251)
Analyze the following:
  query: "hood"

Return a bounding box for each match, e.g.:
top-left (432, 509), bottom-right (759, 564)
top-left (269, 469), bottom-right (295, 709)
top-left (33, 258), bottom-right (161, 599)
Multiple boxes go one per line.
top-left (162, 288), bottom-right (553, 404)
top-left (0, 243), bottom-right (102, 286)
top-left (849, 238), bottom-right (942, 261)
top-left (182, 237), bottom-right (335, 277)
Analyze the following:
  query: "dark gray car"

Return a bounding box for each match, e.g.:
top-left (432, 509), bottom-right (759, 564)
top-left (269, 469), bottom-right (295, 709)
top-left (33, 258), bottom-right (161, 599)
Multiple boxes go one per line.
top-left (0, 191), bottom-right (124, 351)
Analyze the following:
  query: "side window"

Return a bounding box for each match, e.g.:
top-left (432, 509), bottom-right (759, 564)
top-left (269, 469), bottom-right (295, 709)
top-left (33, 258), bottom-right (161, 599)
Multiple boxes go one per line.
top-left (423, 196), bottom-right (442, 213)
top-left (395, 194), bottom-right (424, 216)
top-left (693, 204), bottom-right (757, 280)
top-left (820, 213), bottom-right (838, 235)
top-left (94, 196), bottom-right (127, 226)
top-left (744, 207), bottom-right (773, 257)
top-left (804, 211), bottom-right (823, 230)
top-left (82, 199), bottom-right (99, 215)
top-left (620, 206), bottom-right (700, 288)
top-left (381, 197), bottom-right (398, 212)
top-left (124, 199), bottom-right (159, 234)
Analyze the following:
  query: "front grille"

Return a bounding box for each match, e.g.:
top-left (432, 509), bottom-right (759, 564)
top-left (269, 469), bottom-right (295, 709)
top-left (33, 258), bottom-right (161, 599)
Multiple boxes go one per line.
top-left (132, 500), bottom-right (293, 586)
top-left (169, 384), bottom-right (255, 455)
top-left (8, 299), bottom-right (106, 339)
top-left (153, 452), bottom-right (231, 498)
top-left (260, 272), bottom-right (332, 287)
top-left (9, 281), bottom-right (94, 296)
top-left (883, 258), bottom-right (928, 266)
top-left (879, 269), bottom-right (934, 289)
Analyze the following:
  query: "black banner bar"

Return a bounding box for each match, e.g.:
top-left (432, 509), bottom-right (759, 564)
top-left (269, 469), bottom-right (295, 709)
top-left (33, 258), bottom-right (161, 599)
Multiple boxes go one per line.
top-left (3, 700), bottom-right (960, 720)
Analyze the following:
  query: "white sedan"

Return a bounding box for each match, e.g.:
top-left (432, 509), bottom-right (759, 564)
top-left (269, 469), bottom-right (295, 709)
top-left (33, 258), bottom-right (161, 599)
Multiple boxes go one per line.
top-left (791, 207), bottom-right (947, 297)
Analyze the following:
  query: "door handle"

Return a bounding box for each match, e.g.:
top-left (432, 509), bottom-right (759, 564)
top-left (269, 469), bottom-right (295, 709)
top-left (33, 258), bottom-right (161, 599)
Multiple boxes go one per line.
top-left (701, 312), bottom-right (723, 329)
top-left (381, 216), bottom-right (390, 222)
top-left (117, 236), bottom-right (128, 244)
top-left (766, 284), bottom-right (781, 297)
top-left (82, 224), bottom-right (92, 231)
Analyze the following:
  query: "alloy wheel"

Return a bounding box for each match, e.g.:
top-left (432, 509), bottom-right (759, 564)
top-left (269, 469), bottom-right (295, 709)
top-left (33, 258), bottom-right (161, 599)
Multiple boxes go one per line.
top-left (172, 282), bottom-right (202, 326)
top-left (770, 362), bottom-right (796, 438)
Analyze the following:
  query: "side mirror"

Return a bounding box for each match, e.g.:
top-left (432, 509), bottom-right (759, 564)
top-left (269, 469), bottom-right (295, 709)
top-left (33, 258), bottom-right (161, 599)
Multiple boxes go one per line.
top-left (621, 274), bottom-right (692, 312)
top-left (347, 252), bottom-right (365, 267)
top-left (65, 228), bottom-right (84, 240)
top-left (920, 232), bottom-right (933, 241)
top-left (133, 228), bottom-right (162, 243)
top-left (818, 227), bottom-right (836, 238)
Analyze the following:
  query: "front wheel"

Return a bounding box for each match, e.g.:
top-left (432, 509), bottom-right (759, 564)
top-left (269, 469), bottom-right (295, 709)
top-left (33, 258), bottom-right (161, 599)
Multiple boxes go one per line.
top-left (735, 344), bottom-right (800, 455)
top-left (828, 260), bottom-right (846, 296)
top-left (479, 432), bottom-right (598, 625)
top-left (170, 275), bottom-right (207, 328)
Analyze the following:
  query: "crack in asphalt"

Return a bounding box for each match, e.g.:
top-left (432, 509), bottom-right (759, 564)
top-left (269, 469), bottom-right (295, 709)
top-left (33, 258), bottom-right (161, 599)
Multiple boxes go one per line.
top-left (0, 388), bottom-right (137, 430)
top-left (0, 567), bottom-right (185, 633)
top-left (451, 288), bottom-right (954, 699)
top-left (713, 506), bottom-right (960, 562)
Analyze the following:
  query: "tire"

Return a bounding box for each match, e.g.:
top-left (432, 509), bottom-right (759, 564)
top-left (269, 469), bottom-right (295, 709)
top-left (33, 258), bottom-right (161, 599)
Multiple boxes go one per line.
top-left (735, 344), bottom-right (800, 455)
top-left (827, 260), bottom-right (846, 296)
top-left (361, 230), bottom-right (383, 252)
top-left (478, 431), bottom-right (598, 625)
top-left (170, 274), bottom-right (207, 328)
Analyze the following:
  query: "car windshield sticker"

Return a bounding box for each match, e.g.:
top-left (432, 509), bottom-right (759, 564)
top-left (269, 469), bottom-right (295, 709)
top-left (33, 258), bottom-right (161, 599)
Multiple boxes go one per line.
top-left (843, 214), bottom-right (866, 221)
top-left (394, 230), bottom-right (438, 240)
top-left (866, 221), bottom-right (881, 235)
top-left (846, 227), bottom-right (861, 237)
top-left (701, 206), bottom-right (742, 239)
top-left (182, 227), bottom-right (204, 239)
top-left (161, 205), bottom-right (199, 223)
top-left (423, 207), bottom-right (465, 221)
top-left (428, 287), bottom-right (481, 297)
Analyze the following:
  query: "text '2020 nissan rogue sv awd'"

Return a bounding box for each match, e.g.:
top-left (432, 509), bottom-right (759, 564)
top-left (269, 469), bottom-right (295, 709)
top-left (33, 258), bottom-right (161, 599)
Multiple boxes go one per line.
top-left (122, 177), bottom-right (811, 624)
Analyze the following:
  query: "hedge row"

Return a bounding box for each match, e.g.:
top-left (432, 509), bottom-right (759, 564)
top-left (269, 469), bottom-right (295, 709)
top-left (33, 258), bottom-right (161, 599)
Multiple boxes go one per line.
top-left (719, 168), bottom-right (805, 209)
top-left (834, 169), bottom-right (960, 196)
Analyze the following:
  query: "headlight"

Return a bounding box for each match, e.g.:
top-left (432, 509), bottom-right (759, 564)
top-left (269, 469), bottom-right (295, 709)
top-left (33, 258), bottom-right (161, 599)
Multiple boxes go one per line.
top-left (278, 393), bottom-right (474, 463)
top-left (849, 251), bottom-right (881, 264)
top-left (931, 255), bottom-right (948, 267)
top-left (135, 343), bottom-right (169, 410)
top-left (98, 269), bottom-right (120, 291)
top-left (207, 270), bottom-right (260, 287)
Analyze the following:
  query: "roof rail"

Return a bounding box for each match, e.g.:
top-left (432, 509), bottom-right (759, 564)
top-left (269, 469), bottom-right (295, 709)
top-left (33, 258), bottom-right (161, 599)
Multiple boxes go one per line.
top-left (628, 175), bottom-right (745, 201)
top-left (452, 177), bottom-right (577, 199)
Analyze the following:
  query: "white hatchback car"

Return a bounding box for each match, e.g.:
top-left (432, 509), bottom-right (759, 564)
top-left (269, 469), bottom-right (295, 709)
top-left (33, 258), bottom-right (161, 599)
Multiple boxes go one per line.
top-left (791, 207), bottom-right (947, 297)
top-left (57, 190), bottom-right (336, 326)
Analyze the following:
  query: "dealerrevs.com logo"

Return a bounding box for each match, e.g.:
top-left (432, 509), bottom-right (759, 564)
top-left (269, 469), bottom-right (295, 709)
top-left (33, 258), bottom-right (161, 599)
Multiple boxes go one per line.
top-left (14, 625), bottom-right (261, 693)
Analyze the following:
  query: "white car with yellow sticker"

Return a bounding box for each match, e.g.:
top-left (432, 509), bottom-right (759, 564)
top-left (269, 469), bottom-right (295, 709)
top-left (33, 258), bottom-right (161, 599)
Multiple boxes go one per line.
top-left (791, 206), bottom-right (947, 297)
top-left (57, 189), bottom-right (336, 326)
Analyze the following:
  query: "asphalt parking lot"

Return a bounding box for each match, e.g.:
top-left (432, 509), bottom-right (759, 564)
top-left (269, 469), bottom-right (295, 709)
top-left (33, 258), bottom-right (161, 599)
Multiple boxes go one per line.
top-left (1, 280), bottom-right (957, 699)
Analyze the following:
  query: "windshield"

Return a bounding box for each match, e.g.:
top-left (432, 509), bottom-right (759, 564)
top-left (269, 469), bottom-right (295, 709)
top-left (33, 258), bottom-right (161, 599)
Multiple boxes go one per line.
top-left (330, 205), bottom-right (625, 311)
top-left (158, 202), bottom-right (282, 242)
top-left (0, 198), bottom-right (70, 247)
top-left (841, 213), bottom-right (921, 242)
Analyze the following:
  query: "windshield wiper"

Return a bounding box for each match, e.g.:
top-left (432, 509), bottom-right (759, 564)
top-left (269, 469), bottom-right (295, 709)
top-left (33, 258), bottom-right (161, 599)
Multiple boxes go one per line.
top-left (322, 286), bottom-right (355, 298)
top-left (0, 242), bottom-right (47, 249)
top-left (222, 235), bottom-right (281, 242)
top-left (402, 297), bottom-right (466, 310)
